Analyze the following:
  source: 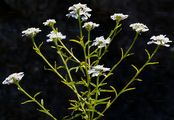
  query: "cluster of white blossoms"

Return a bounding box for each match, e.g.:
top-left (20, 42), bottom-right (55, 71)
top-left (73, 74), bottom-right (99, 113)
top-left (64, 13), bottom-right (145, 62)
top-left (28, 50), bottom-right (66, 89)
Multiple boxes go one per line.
top-left (110, 13), bottom-right (128, 22)
top-left (82, 21), bottom-right (99, 31)
top-left (88, 65), bottom-right (110, 77)
top-left (46, 31), bottom-right (66, 42)
top-left (92, 36), bottom-right (111, 48)
top-left (147, 35), bottom-right (172, 47)
top-left (22, 27), bottom-right (41, 37)
top-left (66, 3), bottom-right (92, 21)
top-left (2, 72), bottom-right (24, 85)
top-left (43, 19), bottom-right (56, 26)
top-left (129, 23), bottom-right (149, 33)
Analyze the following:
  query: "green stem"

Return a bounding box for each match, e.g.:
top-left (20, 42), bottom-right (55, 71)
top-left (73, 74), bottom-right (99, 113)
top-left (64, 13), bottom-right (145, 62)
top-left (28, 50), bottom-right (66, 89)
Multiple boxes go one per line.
top-left (87, 30), bottom-right (91, 67)
top-left (78, 16), bottom-right (83, 39)
top-left (95, 22), bottom-right (121, 65)
top-left (16, 82), bottom-right (57, 120)
top-left (31, 37), bottom-right (66, 81)
top-left (101, 32), bottom-right (139, 83)
top-left (50, 26), bottom-right (80, 64)
top-left (58, 40), bottom-right (80, 63)
top-left (86, 30), bottom-right (92, 120)
top-left (124, 32), bottom-right (139, 56)
top-left (57, 50), bottom-right (73, 82)
top-left (91, 76), bottom-right (100, 120)
top-left (54, 42), bottom-right (87, 116)
top-left (83, 40), bottom-right (91, 120)
top-left (95, 45), bottom-right (160, 120)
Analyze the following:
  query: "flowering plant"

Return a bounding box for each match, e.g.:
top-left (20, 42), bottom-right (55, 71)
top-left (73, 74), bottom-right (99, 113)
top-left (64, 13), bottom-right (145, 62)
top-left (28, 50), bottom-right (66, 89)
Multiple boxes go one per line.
top-left (2, 3), bottom-right (172, 120)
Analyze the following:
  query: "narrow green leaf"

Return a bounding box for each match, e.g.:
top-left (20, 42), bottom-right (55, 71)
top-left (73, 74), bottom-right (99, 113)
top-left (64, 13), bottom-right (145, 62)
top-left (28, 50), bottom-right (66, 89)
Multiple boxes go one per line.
top-left (21, 100), bottom-right (34, 104)
top-left (96, 97), bottom-right (111, 104)
top-left (80, 91), bottom-right (88, 97)
top-left (123, 87), bottom-right (136, 93)
top-left (34, 92), bottom-right (41, 98)
top-left (120, 48), bottom-right (124, 58)
top-left (75, 66), bottom-right (79, 72)
top-left (84, 40), bottom-right (90, 48)
top-left (38, 42), bottom-right (43, 49)
top-left (94, 110), bottom-right (104, 116)
top-left (127, 53), bottom-right (134, 57)
top-left (88, 54), bottom-right (98, 59)
top-left (106, 100), bottom-right (111, 109)
top-left (56, 66), bottom-right (65, 70)
top-left (147, 62), bottom-right (159, 65)
top-left (131, 64), bottom-right (139, 72)
top-left (69, 99), bottom-right (77, 103)
top-left (37, 109), bottom-right (49, 114)
top-left (145, 49), bottom-right (151, 59)
top-left (110, 86), bottom-right (118, 97)
top-left (96, 89), bottom-right (101, 95)
top-left (100, 89), bottom-right (115, 93)
top-left (75, 79), bottom-right (88, 87)
top-left (70, 39), bottom-right (83, 47)
top-left (98, 82), bottom-right (107, 87)
top-left (51, 46), bottom-right (56, 49)
top-left (69, 66), bottom-right (78, 72)
top-left (135, 78), bottom-right (143, 82)
top-left (65, 56), bottom-right (73, 63)
top-left (79, 78), bottom-right (88, 87)
top-left (90, 82), bottom-right (96, 87)
top-left (41, 99), bottom-right (44, 106)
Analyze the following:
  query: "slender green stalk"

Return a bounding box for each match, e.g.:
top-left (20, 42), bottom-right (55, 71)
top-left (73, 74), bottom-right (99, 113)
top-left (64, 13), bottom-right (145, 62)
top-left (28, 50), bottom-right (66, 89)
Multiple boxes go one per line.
top-left (95, 22), bottom-right (121, 65)
top-left (86, 30), bottom-right (93, 120)
top-left (58, 40), bottom-right (80, 63)
top-left (124, 32), bottom-right (139, 56)
top-left (78, 15), bottom-right (83, 39)
top-left (83, 38), bottom-right (91, 120)
top-left (16, 82), bottom-right (57, 120)
top-left (54, 41), bottom-right (88, 117)
top-left (101, 32), bottom-right (139, 84)
top-left (87, 30), bottom-right (91, 67)
top-left (94, 45), bottom-right (160, 120)
top-left (91, 76), bottom-right (100, 120)
top-left (49, 26), bottom-right (80, 64)
top-left (31, 37), bottom-right (66, 81)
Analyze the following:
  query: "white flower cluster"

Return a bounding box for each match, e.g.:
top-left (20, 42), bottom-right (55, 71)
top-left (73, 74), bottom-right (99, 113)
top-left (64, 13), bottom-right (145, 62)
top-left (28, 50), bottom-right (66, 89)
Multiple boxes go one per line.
top-left (129, 23), bottom-right (149, 33)
top-left (147, 35), bottom-right (172, 47)
top-left (92, 36), bottom-right (111, 48)
top-left (88, 65), bottom-right (110, 77)
top-left (22, 28), bottom-right (41, 37)
top-left (82, 21), bottom-right (99, 31)
top-left (110, 13), bottom-right (128, 22)
top-left (66, 3), bottom-right (92, 21)
top-left (43, 19), bottom-right (56, 26)
top-left (2, 72), bottom-right (24, 85)
top-left (46, 31), bottom-right (66, 42)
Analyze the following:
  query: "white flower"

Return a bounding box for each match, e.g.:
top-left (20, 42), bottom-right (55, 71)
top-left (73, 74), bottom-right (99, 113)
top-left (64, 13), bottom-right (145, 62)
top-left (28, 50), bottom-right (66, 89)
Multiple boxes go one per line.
top-left (147, 35), bottom-right (172, 47)
top-left (22, 27), bottom-right (41, 37)
top-left (129, 23), bottom-right (149, 33)
top-left (92, 36), bottom-right (111, 48)
top-left (46, 31), bottom-right (66, 42)
top-left (43, 19), bottom-right (56, 26)
top-left (82, 21), bottom-right (99, 31)
top-left (66, 3), bottom-right (92, 21)
top-left (88, 65), bottom-right (110, 77)
top-left (2, 72), bottom-right (24, 85)
top-left (110, 13), bottom-right (128, 22)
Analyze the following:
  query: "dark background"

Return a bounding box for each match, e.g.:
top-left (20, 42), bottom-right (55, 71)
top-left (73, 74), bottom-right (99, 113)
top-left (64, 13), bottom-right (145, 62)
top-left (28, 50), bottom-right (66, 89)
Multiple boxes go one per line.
top-left (0, 0), bottom-right (174, 120)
